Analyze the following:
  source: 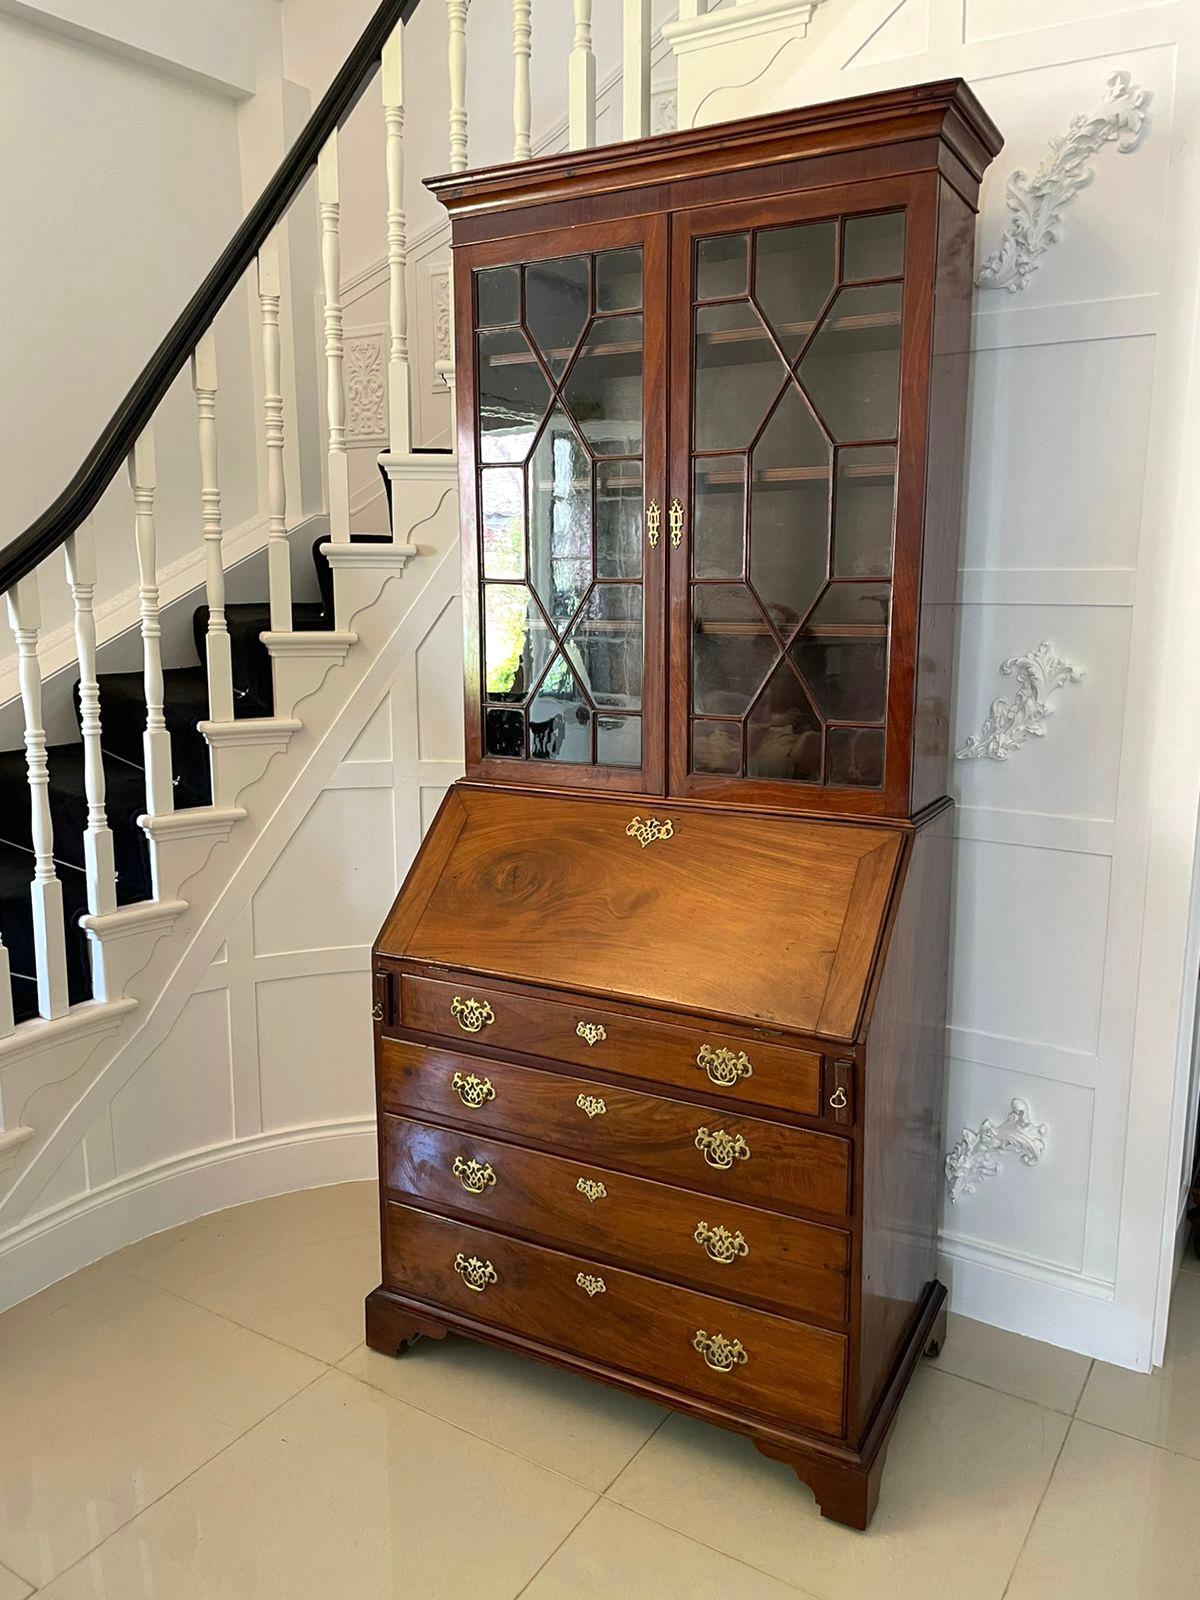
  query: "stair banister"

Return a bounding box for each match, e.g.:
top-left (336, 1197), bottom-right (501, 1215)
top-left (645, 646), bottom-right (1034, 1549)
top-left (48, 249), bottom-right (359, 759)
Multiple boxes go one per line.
top-left (64, 521), bottom-right (118, 919)
top-left (128, 429), bottom-right (174, 820)
top-left (191, 331), bottom-right (236, 727)
top-left (383, 26), bottom-right (412, 465)
top-left (623, 0), bottom-right (652, 139)
top-left (512, 2), bottom-right (533, 161)
top-left (257, 234), bottom-right (293, 634)
top-left (319, 133), bottom-right (352, 546)
top-left (570, 1), bottom-right (597, 151)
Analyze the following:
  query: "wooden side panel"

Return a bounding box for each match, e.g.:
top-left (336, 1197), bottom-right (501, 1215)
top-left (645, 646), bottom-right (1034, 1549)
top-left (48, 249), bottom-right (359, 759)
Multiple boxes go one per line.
top-left (854, 804), bottom-right (952, 1433)
top-left (910, 178), bottom-right (976, 815)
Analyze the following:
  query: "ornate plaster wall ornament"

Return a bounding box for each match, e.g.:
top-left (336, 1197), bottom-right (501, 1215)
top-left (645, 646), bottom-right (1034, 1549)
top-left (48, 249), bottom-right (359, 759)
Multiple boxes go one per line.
top-left (345, 334), bottom-right (387, 442)
top-left (946, 1099), bottom-right (1048, 1203)
top-left (956, 641), bottom-right (1083, 762)
top-left (977, 71), bottom-right (1151, 294)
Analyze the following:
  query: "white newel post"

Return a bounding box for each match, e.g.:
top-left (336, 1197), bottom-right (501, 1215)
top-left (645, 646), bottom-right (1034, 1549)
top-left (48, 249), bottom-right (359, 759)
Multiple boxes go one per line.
top-left (258, 235), bottom-right (293, 630)
top-left (383, 23), bottom-right (412, 464)
top-left (129, 428), bottom-right (174, 817)
top-left (6, 572), bottom-right (70, 1019)
top-left (569, 1), bottom-right (597, 150)
top-left (318, 131), bottom-right (351, 545)
top-left (191, 330), bottom-right (235, 723)
top-left (623, 0), bottom-right (651, 139)
top-left (447, 0), bottom-right (469, 173)
top-left (513, 1), bottom-right (533, 160)
top-left (64, 522), bottom-right (117, 917)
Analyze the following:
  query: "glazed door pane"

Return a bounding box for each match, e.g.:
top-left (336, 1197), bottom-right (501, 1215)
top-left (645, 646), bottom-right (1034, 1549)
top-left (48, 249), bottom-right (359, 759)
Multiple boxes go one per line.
top-left (682, 207), bottom-right (905, 796)
top-left (471, 239), bottom-right (658, 783)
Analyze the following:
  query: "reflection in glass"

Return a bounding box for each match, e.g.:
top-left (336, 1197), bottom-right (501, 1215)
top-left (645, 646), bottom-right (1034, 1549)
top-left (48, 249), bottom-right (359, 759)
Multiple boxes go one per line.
top-left (827, 726), bottom-right (885, 787)
top-left (747, 660), bottom-right (822, 781)
top-left (484, 583), bottom-right (554, 703)
top-left (696, 234), bottom-right (748, 300)
top-left (694, 301), bottom-right (788, 452)
top-left (754, 222), bottom-right (836, 361)
top-left (596, 461), bottom-right (642, 579)
top-left (565, 584), bottom-right (643, 710)
top-left (833, 445), bottom-right (896, 577)
top-left (843, 211), bottom-right (905, 282)
top-left (478, 327), bottom-right (550, 462)
top-left (693, 719), bottom-right (741, 775)
top-left (528, 408), bottom-right (591, 629)
top-left (530, 655), bottom-right (590, 762)
top-left (792, 635), bottom-right (888, 722)
top-left (485, 706), bottom-right (524, 758)
top-left (477, 265), bottom-right (519, 327)
top-left (597, 714), bottom-right (641, 767)
top-left (480, 467), bottom-right (525, 579)
top-left (525, 255), bottom-right (590, 377)
top-left (798, 282), bottom-right (902, 442)
top-left (596, 248), bottom-right (642, 312)
top-left (562, 315), bottom-right (643, 456)
top-left (807, 582), bottom-right (890, 630)
top-left (692, 585), bottom-right (777, 716)
top-left (749, 385), bottom-right (830, 632)
top-left (693, 459), bottom-right (744, 579)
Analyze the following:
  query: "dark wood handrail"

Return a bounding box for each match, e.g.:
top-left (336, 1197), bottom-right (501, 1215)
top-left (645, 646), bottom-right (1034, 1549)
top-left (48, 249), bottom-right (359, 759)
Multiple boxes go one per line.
top-left (1, 0), bottom-right (424, 598)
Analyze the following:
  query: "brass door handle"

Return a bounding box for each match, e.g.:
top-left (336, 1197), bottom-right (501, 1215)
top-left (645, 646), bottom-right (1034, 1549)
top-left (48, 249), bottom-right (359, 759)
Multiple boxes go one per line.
top-left (450, 995), bottom-right (494, 1034)
top-left (694, 1221), bottom-right (749, 1264)
top-left (452, 1155), bottom-right (496, 1195)
top-left (696, 1045), bottom-right (753, 1088)
top-left (451, 1071), bottom-right (495, 1109)
top-left (454, 1253), bottom-right (497, 1292)
top-left (694, 1127), bottom-right (751, 1169)
top-left (693, 1330), bottom-right (747, 1372)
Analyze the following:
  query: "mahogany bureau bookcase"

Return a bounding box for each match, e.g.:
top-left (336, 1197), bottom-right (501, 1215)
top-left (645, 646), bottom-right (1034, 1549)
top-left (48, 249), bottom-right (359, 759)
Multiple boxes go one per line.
top-left (367, 81), bottom-right (1002, 1530)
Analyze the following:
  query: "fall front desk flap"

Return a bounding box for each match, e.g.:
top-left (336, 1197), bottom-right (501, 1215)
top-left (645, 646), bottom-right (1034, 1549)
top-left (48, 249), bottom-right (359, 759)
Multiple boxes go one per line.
top-left (376, 786), bottom-right (907, 1044)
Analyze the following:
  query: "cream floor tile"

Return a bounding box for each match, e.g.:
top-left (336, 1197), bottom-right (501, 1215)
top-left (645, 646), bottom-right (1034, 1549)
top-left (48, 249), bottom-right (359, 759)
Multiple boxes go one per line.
top-left (609, 1368), bottom-right (1068, 1600)
top-left (1005, 1420), bottom-right (1200, 1599)
top-left (340, 1335), bottom-right (665, 1492)
top-left (1076, 1270), bottom-right (1200, 1458)
top-left (934, 1313), bottom-right (1091, 1414)
top-left (0, 1271), bottom-right (322, 1588)
top-left (125, 1180), bottom-right (380, 1364)
top-left (522, 1499), bottom-right (816, 1599)
top-left (0, 1562), bottom-right (32, 1600)
top-left (41, 1369), bottom-right (595, 1600)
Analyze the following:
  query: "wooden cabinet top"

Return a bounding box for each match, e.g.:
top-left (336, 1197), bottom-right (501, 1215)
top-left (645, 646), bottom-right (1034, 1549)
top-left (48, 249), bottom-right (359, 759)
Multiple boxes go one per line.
top-left (376, 786), bottom-right (909, 1043)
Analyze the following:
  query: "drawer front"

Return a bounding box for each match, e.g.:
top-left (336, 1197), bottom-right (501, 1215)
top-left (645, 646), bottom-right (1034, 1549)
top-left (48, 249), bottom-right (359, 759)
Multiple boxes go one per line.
top-left (379, 1039), bottom-right (850, 1221)
top-left (384, 1201), bottom-right (847, 1439)
top-left (382, 1114), bottom-right (850, 1324)
top-left (399, 973), bottom-right (824, 1118)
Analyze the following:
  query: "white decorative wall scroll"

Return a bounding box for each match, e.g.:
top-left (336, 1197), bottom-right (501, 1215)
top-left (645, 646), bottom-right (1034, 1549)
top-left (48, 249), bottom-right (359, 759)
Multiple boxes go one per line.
top-left (946, 1099), bottom-right (1048, 1203)
top-left (956, 641), bottom-right (1083, 762)
top-left (430, 268), bottom-right (452, 393)
top-left (651, 89), bottom-right (677, 136)
top-left (345, 332), bottom-right (387, 444)
top-left (978, 71), bottom-right (1151, 294)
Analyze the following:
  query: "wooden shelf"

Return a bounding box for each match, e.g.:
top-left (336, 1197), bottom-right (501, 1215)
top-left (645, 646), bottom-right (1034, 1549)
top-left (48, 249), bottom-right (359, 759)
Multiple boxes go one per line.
top-left (697, 310), bottom-right (900, 349)
top-left (696, 620), bottom-right (887, 639)
top-left (697, 462), bottom-right (895, 487)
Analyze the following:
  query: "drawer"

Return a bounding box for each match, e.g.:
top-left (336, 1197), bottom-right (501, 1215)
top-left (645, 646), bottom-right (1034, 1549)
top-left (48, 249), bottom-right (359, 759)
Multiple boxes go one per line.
top-left (379, 1039), bottom-right (851, 1221)
top-left (398, 972), bottom-right (825, 1119)
top-left (382, 1114), bottom-right (851, 1324)
top-left (384, 1201), bottom-right (847, 1439)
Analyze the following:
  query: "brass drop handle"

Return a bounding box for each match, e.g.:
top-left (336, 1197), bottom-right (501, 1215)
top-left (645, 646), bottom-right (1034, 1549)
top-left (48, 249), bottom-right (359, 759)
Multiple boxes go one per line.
top-left (647, 499), bottom-right (661, 549)
top-left (695, 1126), bottom-right (751, 1169)
top-left (451, 1071), bottom-right (495, 1109)
top-left (450, 995), bottom-right (494, 1034)
top-left (693, 1330), bottom-right (747, 1372)
top-left (452, 1155), bottom-right (496, 1195)
top-left (694, 1221), bottom-right (749, 1264)
top-left (829, 1086), bottom-right (848, 1110)
top-left (576, 1021), bottom-right (607, 1047)
top-left (696, 1044), bottom-right (753, 1088)
top-left (454, 1253), bottom-right (497, 1292)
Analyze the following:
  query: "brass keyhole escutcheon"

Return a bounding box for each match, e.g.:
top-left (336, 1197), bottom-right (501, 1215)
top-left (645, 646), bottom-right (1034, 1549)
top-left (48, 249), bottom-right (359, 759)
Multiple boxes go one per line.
top-left (669, 497), bottom-right (684, 548)
top-left (646, 499), bottom-right (661, 549)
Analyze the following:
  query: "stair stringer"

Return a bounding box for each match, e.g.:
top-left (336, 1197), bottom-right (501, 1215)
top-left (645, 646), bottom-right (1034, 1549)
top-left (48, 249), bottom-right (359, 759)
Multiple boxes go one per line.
top-left (0, 486), bottom-right (458, 1296)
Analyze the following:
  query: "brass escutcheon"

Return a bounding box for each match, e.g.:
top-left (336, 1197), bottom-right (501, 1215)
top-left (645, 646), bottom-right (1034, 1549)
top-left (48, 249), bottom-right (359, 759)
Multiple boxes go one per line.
top-left (576, 1272), bottom-right (607, 1298)
top-left (694, 1220), bottom-right (750, 1265)
top-left (669, 497), bottom-right (684, 549)
top-left (576, 1093), bottom-right (607, 1119)
top-left (696, 1044), bottom-right (753, 1088)
top-left (452, 1155), bottom-right (497, 1195)
top-left (576, 1177), bottom-right (608, 1203)
top-left (647, 500), bottom-right (661, 549)
top-left (576, 1021), bottom-right (607, 1047)
top-left (693, 1329), bottom-right (748, 1372)
top-left (454, 1253), bottom-right (497, 1293)
top-left (625, 815), bottom-right (674, 849)
top-left (694, 1127), bottom-right (751, 1170)
top-left (451, 1071), bottom-right (495, 1110)
top-left (450, 995), bottom-right (494, 1034)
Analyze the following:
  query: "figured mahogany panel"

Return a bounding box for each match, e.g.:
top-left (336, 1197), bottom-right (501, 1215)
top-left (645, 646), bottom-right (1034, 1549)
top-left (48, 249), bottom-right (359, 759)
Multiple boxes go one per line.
top-left (377, 787), bottom-right (903, 1041)
top-left (384, 1201), bottom-right (848, 1438)
top-left (398, 972), bottom-right (824, 1117)
top-left (382, 1114), bottom-right (851, 1324)
top-left (378, 1039), bottom-right (851, 1220)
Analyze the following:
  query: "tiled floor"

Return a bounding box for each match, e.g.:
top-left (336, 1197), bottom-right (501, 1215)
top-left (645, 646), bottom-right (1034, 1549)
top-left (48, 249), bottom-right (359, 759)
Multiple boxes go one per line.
top-left (1, 1184), bottom-right (1197, 1599)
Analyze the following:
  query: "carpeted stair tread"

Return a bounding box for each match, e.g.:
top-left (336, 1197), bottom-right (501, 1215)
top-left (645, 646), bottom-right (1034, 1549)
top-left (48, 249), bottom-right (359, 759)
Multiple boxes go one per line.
top-left (91, 668), bottom-right (212, 808)
top-left (191, 600), bottom-right (329, 719)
